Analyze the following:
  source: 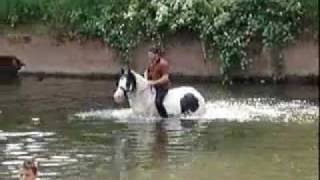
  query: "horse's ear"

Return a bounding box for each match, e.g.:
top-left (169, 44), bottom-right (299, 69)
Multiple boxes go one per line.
top-left (120, 68), bottom-right (125, 74)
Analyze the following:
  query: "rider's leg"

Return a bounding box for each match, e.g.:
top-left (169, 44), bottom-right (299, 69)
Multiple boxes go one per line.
top-left (155, 87), bottom-right (168, 118)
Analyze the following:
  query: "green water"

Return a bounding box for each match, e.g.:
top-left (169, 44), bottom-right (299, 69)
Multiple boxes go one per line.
top-left (0, 77), bottom-right (318, 180)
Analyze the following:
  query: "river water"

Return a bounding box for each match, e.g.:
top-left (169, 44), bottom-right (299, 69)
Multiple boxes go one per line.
top-left (0, 77), bottom-right (318, 180)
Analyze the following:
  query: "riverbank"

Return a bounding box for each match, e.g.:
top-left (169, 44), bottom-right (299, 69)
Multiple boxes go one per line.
top-left (0, 0), bottom-right (318, 84)
top-left (0, 31), bottom-right (318, 84)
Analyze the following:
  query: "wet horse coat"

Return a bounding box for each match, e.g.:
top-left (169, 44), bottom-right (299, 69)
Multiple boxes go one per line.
top-left (114, 69), bottom-right (206, 117)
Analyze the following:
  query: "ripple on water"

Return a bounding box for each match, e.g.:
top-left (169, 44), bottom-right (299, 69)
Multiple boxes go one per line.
top-left (5, 143), bottom-right (23, 151)
top-left (1, 160), bottom-right (24, 166)
top-left (0, 132), bottom-right (56, 138)
top-left (0, 131), bottom-right (81, 180)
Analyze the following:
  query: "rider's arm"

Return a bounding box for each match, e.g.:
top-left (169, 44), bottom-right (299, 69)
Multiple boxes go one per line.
top-left (149, 74), bottom-right (169, 85)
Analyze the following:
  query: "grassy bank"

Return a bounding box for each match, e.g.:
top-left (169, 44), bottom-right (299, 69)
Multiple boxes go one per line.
top-left (0, 0), bottom-right (318, 79)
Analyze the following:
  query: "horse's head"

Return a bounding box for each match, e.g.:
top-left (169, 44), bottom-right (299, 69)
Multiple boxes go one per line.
top-left (113, 68), bottom-right (137, 103)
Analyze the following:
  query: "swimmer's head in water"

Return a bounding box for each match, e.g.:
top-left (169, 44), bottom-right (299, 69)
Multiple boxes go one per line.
top-left (19, 159), bottom-right (38, 180)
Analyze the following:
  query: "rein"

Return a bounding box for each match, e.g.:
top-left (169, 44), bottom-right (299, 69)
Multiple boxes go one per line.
top-left (120, 86), bottom-right (128, 99)
top-left (120, 84), bottom-right (153, 99)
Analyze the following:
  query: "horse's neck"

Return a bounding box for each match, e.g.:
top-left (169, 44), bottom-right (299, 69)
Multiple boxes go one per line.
top-left (128, 71), bottom-right (156, 112)
top-left (130, 88), bottom-right (154, 104)
top-left (132, 71), bottom-right (148, 90)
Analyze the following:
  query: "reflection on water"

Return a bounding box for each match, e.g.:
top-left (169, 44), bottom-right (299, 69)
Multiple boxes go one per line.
top-left (0, 77), bottom-right (318, 180)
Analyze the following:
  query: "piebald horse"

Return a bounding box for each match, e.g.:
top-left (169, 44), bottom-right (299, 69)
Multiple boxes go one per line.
top-left (113, 68), bottom-right (206, 117)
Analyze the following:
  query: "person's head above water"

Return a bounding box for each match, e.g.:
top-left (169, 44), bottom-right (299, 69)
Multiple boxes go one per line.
top-left (19, 159), bottom-right (38, 180)
top-left (148, 46), bottom-right (164, 62)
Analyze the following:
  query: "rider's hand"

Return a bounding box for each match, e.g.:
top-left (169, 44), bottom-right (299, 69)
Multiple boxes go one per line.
top-left (148, 81), bottom-right (156, 86)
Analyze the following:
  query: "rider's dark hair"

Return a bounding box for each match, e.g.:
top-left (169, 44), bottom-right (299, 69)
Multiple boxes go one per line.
top-left (148, 46), bottom-right (164, 57)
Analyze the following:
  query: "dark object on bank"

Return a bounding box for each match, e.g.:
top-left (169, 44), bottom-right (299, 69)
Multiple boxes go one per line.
top-left (0, 55), bottom-right (25, 77)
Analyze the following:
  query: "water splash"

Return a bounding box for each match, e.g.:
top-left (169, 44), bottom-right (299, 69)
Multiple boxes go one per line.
top-left (199, 98), bottom-right (318, 123)
top-left (73, 98), bottom-right (318, 123)
top-left (73, 108), bottom-right (160, 123)
top-left (74, 108), bottom-right (133, 121)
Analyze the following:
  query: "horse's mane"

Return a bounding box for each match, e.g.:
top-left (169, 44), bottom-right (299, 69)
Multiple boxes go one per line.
top-left (127, 70), bottom-right (137, 91)
top-left (129, 70), bottom-right (146, 82)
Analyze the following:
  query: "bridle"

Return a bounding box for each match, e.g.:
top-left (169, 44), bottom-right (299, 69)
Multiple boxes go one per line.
top-left (119, 86), bottom-right (129, 99)
top-left (118, 82), bottom-right (152, 100)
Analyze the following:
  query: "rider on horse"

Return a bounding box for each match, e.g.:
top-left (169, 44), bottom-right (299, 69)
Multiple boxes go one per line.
top-left (144, 47), bottom-right (170, 118)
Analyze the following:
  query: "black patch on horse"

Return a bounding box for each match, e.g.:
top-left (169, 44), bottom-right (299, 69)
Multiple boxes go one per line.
top-left (180, 93), bottom-right (199, 114)
top-left (115, 68), bottom-right (125, 87)
top-left (126, 70), bottom-right (136, 92)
